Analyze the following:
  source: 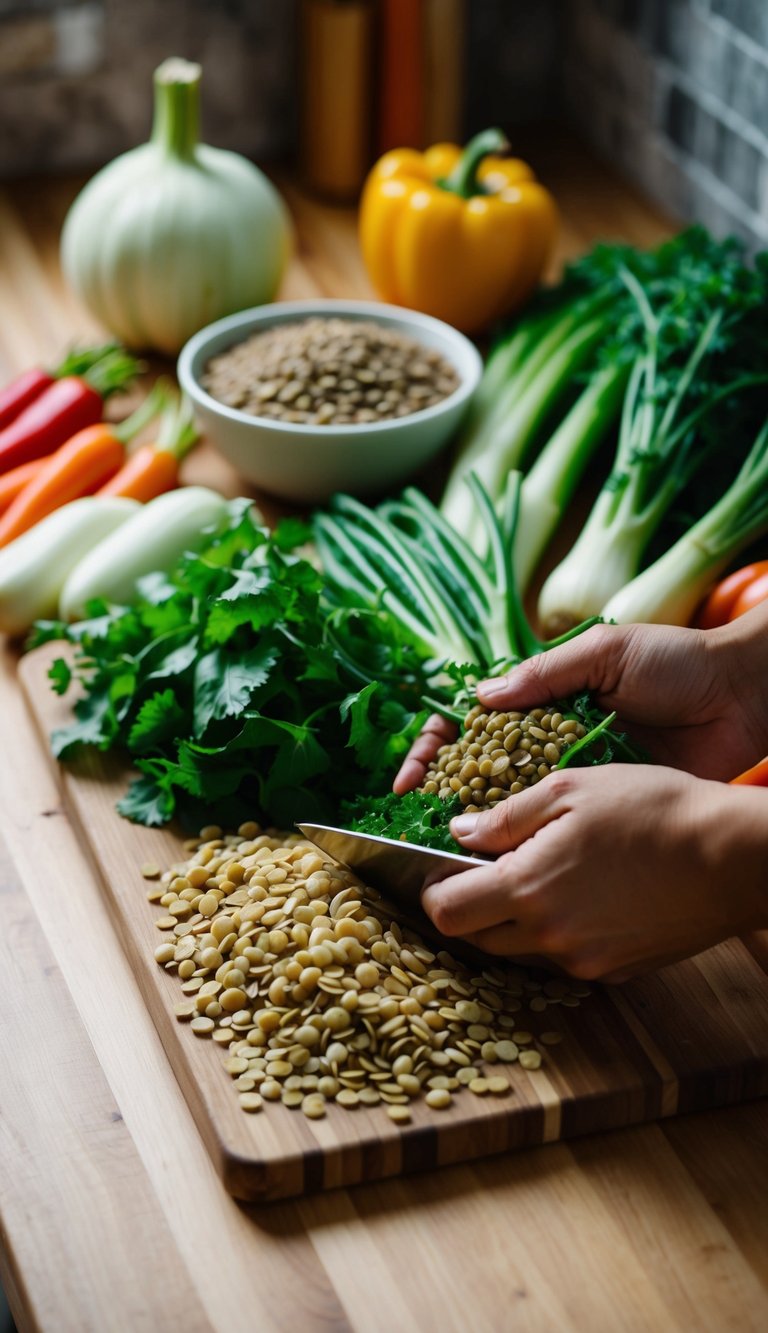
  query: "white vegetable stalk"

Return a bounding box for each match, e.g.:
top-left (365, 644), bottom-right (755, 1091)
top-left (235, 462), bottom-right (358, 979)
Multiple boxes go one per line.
top-left (441, 315), bottom-right (606, 550)
top-left (536, 299), bottom-right (734, 635)
top-left (0, 498), bottom-right (139, 636)
top-left (537, 484), bottom-right (659, 635)
top-left (515, 363), bottom-right (628, 590)
top-left (59, 487), bottom-right (228, 620)
top-left (602, 418), bottom-right (768, 626)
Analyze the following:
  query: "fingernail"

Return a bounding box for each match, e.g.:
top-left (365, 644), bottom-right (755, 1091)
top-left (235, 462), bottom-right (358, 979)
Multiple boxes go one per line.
top-left (451, 814), bottom-right (479, 838)
top-left (478, 677), bottom-right (505, 698)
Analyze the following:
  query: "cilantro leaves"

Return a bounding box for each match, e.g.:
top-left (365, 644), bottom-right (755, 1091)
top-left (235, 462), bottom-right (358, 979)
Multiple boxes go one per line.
top-left (41, 502), bottom-right (428, 830)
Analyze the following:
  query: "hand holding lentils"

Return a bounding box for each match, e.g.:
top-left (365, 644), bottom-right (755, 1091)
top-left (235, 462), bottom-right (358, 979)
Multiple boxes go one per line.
top-left (202, 317), bottom-right (461, 426)
top-left (420, 705), bottom-right (588, 813)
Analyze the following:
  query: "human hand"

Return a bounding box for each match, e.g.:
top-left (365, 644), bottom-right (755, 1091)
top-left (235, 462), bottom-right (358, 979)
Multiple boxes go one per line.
top-left (476, 617), bottom-right (768, 781)
top-left (393, 713), bottom-right (457, 794)
top-left (420, 764), bottom-right (768, 981)
top-left (394, 610), bottom-right (768, 793)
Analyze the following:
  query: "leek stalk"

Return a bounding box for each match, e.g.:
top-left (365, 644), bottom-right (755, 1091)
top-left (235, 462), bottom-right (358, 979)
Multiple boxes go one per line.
top-left (602, 418), bottom-right (768, 626)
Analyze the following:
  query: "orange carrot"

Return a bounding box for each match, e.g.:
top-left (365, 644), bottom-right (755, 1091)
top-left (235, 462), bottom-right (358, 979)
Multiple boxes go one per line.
top-left (0, 388), bottom-right (163, 547)
top-left (731, 757), bottom-right (768, 787)
top-left (0, 424), bottom-right (124, 546)
top-left (98, 443), bottom-right (181, 501)
top-left (0, 457), bottom-right (46, 515)
top-left (98, 389), bottom-right (198, 502)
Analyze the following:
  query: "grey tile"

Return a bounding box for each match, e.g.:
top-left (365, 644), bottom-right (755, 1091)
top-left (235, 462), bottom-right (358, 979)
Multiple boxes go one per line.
top-left (711, 0), bottom-right (768, 45)
top-left (54, 3), bottom-right (104, 77)
top-left (688, 171), bottom-right (763, 243)
top-left (663, 78), bottom-right (765, 210)
top-left (665, 82), bottom-right (700, 152)
top-left (655, 0), bottom-right (733, 97)
top-left (713, 117), bottom-right (766, 207)
top-left (727, 42), bottom-right (768, 135)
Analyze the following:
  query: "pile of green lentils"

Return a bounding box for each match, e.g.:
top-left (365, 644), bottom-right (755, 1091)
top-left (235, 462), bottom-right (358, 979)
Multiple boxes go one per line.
top-left (149, 822), bottom-right (590, 1124)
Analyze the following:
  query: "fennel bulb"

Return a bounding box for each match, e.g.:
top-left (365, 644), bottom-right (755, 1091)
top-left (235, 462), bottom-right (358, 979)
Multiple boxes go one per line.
top-left (62, 58), bottom-right (292, 355)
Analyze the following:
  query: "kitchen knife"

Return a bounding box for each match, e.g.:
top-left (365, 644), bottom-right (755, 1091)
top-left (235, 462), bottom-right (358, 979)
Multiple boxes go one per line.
top-left (297, 822), bottom-right (483, 909)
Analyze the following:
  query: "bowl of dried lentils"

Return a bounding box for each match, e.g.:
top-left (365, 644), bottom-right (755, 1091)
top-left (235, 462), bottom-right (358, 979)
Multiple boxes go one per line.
top-left (177, 300), bottom-right (482, 502)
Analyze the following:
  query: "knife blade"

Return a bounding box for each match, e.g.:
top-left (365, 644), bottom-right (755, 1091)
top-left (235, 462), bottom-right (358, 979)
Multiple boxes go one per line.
top-left (297, 822), bottom-right (482, 905)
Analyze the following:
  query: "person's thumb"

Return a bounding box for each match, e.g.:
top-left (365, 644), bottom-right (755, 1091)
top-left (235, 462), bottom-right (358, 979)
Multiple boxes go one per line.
top-left (449, 771), bottom-right (572, 853)
top-left (477, 623), bottom-right (630, 711)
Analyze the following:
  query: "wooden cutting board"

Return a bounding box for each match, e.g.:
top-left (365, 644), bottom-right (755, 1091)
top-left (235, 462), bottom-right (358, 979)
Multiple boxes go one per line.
top-left (20, 646), bottom-right (768, 1201)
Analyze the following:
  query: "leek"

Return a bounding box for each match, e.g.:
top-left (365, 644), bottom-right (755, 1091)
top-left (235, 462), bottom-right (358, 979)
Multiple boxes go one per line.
top-left (514, 361), bottom-right (630, 588)
top-left (315, 474), bottom-right (601, 687)
top-left (441, 309), bottom-right (607, 545)
top-left (602, 417), bottom-right (768, 626)
top-left (439, 238), bottom-right (663, 550)
top-left (537, 257), bottom-right (768, 635)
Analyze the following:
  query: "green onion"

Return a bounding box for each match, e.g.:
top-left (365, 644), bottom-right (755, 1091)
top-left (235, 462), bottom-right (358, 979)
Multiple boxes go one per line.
top-left (602, 416), bottom-right (768, 626)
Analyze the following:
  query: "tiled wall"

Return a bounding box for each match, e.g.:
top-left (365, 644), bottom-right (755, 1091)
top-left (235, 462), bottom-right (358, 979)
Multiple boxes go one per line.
top-left (0, 0), bottom-right (766, 247)
top-left (564, 0), bottom-right (768, 247)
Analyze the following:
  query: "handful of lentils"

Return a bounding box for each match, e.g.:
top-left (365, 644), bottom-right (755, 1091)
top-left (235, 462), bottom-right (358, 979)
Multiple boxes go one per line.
top-left (201, 316), bottom-right (460, 426)
top-left (420, 705), bottom-right (588, 812)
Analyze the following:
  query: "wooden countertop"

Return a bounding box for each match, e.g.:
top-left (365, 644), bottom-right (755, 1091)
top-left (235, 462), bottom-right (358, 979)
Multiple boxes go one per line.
top-left (1, 153), bottom-right (767, 1333)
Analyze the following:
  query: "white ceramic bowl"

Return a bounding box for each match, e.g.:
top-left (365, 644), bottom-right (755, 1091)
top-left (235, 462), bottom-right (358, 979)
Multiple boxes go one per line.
top-left (177, 299), bottom-right (482, 503)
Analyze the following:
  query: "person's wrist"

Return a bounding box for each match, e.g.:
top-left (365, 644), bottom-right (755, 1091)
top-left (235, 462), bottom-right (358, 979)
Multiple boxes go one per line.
top-left (697, 783), bottom-right (768, 933)
top-left (709, 612), bottom-right (768, 759)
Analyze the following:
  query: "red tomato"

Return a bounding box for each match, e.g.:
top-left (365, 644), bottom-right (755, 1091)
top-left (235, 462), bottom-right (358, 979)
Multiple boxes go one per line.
top-left (695, 560), bottom-right (768, 629)
top-left (730, 570), bottom-right (768, 621)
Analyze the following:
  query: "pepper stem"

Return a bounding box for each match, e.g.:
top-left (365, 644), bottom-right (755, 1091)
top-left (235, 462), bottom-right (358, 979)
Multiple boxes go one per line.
top-left (441, 127), bottom-right (510, 199)
top-left (151, 57), bottom-right (202, 159)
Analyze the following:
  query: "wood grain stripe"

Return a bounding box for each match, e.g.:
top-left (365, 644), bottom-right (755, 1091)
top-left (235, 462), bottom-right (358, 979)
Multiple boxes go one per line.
top-left (604, 985), bottom-right (680, 1117)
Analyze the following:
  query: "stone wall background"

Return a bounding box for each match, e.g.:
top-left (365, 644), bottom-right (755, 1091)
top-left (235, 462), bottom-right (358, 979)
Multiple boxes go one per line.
top-left (0, 0), bottom-right (766, 247)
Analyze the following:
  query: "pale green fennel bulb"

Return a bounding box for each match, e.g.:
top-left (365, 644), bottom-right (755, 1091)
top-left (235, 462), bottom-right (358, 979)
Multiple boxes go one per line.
top-left (62, 58), bottom-right (292, 355)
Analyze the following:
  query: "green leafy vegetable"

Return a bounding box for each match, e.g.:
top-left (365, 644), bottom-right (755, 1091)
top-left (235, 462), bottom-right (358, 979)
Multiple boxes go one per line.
top-left (48, 657), bottom-right (72, 696)
top-left (41, 502), bottom-right (431, 829)
top-left (345, 790), bottom-right (463, 854)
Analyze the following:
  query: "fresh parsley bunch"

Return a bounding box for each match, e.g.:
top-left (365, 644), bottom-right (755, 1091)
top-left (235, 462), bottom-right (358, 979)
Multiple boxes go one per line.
top-left (33, 501), bottom-right (430, 829)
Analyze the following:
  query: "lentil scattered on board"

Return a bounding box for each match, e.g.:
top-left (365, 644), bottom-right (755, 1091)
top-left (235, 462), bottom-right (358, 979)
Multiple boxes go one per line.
top-left (201, 317), bottom-right (460, 425)
top-left (149, 822), bottom-right (586, 1122)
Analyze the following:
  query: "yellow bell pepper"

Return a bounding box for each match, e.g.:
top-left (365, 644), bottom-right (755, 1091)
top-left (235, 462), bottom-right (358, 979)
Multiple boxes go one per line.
top-left (360, 128), bottom-right (558, 333)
